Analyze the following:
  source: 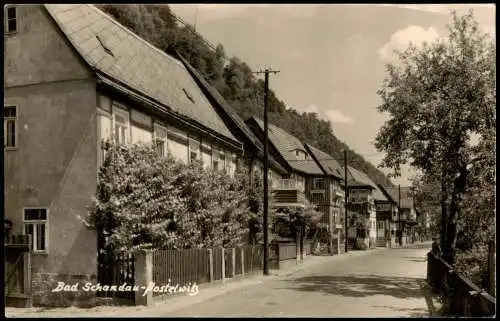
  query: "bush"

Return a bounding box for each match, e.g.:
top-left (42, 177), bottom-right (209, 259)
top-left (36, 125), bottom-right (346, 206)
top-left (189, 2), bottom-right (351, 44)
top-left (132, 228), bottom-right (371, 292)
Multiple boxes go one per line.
top-left (82, 142), bottom-right (254, 255)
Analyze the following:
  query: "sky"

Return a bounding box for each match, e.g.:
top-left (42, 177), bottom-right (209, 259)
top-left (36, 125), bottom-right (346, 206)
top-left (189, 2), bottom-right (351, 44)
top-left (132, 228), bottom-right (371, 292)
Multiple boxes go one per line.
top-left (169, 4), bottom-right (495, 186)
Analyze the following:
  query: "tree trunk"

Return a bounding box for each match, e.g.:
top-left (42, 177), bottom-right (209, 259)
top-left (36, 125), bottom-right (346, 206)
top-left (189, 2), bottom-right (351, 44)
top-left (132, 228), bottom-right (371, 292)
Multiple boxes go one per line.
top-left (442, 165), bottom-right (468, 264)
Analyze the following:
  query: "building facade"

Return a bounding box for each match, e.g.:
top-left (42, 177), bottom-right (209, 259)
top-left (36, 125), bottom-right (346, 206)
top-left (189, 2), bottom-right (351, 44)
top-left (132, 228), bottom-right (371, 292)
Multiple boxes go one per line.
top-left (4, 4), bottom-right (249, 306)
top-left (345, 167), bottom-right (378, 249)
top-left (304, 143), bottom-right (346, 253)
top-left (376, 184), bottom-right (400, 247)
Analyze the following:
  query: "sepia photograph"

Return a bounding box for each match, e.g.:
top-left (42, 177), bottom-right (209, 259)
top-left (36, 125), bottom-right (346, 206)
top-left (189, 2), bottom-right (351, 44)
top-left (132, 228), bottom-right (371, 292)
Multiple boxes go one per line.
top-left (3, 3), bottom-right (495, 318)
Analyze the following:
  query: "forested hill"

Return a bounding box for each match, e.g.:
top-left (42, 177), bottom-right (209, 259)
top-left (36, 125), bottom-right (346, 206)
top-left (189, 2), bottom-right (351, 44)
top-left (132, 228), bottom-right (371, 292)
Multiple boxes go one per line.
top-left (97, 4), bottom-right (394, 189)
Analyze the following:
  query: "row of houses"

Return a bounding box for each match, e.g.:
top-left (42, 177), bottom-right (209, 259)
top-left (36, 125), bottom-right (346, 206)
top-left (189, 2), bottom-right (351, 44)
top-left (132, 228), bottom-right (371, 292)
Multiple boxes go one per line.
top-left (3, 4), bottom-right (426, 306)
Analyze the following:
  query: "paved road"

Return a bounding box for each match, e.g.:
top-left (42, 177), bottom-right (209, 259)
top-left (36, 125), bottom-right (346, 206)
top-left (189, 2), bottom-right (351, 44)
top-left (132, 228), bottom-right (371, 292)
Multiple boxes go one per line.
top-left (166, 246), bottom-right (433, 317)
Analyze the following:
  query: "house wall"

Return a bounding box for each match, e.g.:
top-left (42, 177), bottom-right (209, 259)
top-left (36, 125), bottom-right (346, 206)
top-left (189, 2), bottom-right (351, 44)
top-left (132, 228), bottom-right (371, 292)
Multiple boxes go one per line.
top-left (4, 5), bottom-right (92, 87)
top-left (96, 93), bottom-right (240, 176)
top-left (252, 160), bottom-right (281, 188)
top-left (347, 188), bottom-right (377, 248)
top-left (4, 5), bottom-right (99, 307)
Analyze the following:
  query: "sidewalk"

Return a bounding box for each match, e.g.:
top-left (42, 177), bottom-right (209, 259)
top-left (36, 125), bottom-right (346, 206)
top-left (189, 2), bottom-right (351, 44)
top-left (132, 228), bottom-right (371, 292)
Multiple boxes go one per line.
top-left (5, 248), bottom-right (383, 318)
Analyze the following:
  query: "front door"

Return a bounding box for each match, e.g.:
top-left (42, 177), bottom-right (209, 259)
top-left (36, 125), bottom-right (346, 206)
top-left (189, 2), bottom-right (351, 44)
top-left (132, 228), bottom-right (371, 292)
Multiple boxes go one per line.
top-left (377, 221), bottom-right (385, 238)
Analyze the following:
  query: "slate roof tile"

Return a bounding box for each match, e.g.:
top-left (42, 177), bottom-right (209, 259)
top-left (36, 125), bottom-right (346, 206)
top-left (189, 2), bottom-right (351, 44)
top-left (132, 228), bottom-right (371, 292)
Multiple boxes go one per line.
top-left (176, 53), bottom-right (288, 175)
top-left (250, 117), bottom-right (324, 175)
top-left (305, 143), bottom-right (344, 179)
top-left (44, 4), bottom-right (237, 142)
top-left (346, 166), bottom-right (388, 202)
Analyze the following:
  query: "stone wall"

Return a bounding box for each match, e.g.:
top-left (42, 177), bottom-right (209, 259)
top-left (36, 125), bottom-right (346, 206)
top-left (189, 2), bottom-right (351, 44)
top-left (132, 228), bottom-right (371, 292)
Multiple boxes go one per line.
top-left (31, 273), bottom-right (118, 308)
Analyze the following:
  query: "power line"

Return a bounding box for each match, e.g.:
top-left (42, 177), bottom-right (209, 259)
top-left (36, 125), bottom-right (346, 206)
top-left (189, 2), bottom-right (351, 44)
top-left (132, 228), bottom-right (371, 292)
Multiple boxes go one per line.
top-left (169, 8), bottom-right (217, 52)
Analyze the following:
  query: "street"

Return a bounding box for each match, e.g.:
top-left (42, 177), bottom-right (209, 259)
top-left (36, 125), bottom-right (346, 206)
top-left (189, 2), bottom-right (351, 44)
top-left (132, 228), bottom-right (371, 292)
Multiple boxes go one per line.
top-left (5, 244), bottom-right (437, 318)
top-left (166, 245), bottom-right (434, 317)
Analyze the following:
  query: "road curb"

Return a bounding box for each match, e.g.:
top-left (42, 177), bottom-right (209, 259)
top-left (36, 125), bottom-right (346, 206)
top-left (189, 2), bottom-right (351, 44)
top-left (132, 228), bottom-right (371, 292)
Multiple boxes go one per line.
top-left (5, 244), bottom-right (432, 317)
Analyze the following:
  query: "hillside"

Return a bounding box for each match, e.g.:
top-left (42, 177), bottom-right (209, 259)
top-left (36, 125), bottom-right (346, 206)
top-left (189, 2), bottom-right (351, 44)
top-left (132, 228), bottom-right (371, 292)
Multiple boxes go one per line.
top-left (97, 4), bottom-right (394, 189)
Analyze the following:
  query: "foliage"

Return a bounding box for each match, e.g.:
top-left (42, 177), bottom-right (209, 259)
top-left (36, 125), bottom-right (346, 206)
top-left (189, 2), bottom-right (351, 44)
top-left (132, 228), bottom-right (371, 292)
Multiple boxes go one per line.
top-left (411, 175), bottom-right (442, 237)
top-left (83, 142), bottom-right (253, 255)
top-left (246, 166), bottom-right (280, 244)
top-left (273, 199), bottom-right (323, 240)
top-left (97, 4), bottom-right (395, 191)
top-left (454, 243), bottom-right (490, 289)
top-left (375, 10), bottom-right (495, 263)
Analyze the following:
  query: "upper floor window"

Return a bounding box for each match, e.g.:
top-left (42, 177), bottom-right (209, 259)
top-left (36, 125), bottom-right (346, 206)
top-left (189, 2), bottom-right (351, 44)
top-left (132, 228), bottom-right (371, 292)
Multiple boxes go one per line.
top-left (5, 6), bottom-right (17, 34)
top-left (112, 106), bottom-right (130, 145)
top-left (4, 105), bottom-right (17, 148)
top-left (188, 136), bottom-right (200, 163)
top-left (212, 147), bottom-right (220, 170)
top-left (154, 123), bottom-right (168, 157)
top-left (219, 149), bottom-right (226, 172)
top-left (313, 177), bottom-right (325, 190)
top-left (23, 208), bottom-right (48, 253)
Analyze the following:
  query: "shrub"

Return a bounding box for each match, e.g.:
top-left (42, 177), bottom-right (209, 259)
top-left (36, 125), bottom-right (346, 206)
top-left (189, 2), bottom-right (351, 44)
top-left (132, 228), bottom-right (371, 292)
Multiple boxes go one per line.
top-left (82, 142), bottom-right (254, 255)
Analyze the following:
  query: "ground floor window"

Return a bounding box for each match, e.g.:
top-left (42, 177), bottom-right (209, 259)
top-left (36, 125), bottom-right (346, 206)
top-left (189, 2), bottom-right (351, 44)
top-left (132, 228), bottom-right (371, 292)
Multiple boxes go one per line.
top-left (23, 208), bottom-right (48, 253)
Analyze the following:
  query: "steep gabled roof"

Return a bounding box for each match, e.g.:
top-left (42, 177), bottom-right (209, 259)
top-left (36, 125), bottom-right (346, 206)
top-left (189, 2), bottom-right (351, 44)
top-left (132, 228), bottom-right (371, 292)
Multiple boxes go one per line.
top-left (44, 4), bottom-right (239, 145)
top-left (377, 184), bottom-right (398, 204)
top-left (385, 186), bottom-right (414, 208)
top-left (248, 117), bottom-right (324, 175)
top-left (175, 52), bottom-right (287, 175)
top-left (346, 166), bottom-right (375, 188)
top-left (304, 143), bottom-right (344, 180)
top-left (346, 166), bottom-right (387, 202)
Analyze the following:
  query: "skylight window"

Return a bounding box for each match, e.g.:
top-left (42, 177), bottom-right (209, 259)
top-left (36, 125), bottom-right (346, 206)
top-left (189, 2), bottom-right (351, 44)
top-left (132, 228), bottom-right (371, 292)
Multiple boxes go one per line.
top-left (96, 35), bottom-right (114, 57)
top-left (183, 88), bottom-right (195, 103)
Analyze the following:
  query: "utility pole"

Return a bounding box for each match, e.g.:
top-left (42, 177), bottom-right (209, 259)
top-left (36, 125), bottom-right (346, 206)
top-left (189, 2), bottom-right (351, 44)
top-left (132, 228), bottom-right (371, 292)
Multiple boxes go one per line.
top-left (344, 150), bottom-right (349, 253)
top-left (398, 184), bottom-right (401, 246)
top-left (253, 68), bottom-right (280, 276)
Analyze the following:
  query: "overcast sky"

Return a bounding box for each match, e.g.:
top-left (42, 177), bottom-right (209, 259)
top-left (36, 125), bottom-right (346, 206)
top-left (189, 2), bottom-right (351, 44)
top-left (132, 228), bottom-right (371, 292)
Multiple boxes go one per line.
top-left (169, 4), bottom-right (495, 186)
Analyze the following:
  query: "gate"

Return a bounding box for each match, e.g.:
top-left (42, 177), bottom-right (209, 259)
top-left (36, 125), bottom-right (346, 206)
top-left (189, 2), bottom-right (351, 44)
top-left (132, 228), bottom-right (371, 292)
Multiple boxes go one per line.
top-left (4, 235), bottom-right (32, 307)
top-left (97, 251), bottom-right (135, 304)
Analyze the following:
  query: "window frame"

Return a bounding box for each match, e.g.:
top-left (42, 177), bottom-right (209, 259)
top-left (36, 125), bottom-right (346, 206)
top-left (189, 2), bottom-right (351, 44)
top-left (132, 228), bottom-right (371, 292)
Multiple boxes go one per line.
top-left (5, 5), bottom-right (18, 35)
top-left (188, 135), bottom-right (201, 164)
top-left (22, 207), bottom-right (49, 254)
top-left (153, 122), bottom-right (168, 157)
top-left (112, 104), bottom-right (130, 145)
top-left (313, 177), bottom-right (325, 190)
top-left (4, 104), bottom-right (18, 150)
top-left (200, 140), bottom-right (212, 169)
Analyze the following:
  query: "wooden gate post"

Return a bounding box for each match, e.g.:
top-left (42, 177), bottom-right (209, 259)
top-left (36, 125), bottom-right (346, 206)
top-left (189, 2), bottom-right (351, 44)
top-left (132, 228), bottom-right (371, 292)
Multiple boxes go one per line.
top-left (134, 250), bottom-right (153, 306)
top-left (241, 248), bottom-right (245, 277)
top-left (221, 248), bottom-right (225, 282)
top-left (232, 248), bottom-right (236, 278)
top-left (23, 251), bottom-right (33, 308)
top-left (208, 249), bottom-right (214, 283)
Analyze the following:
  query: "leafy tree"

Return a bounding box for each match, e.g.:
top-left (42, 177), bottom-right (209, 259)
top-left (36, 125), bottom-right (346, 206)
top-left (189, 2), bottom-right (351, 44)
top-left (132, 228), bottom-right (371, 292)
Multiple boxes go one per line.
top-left (375, 11), bottom-right (495, 264)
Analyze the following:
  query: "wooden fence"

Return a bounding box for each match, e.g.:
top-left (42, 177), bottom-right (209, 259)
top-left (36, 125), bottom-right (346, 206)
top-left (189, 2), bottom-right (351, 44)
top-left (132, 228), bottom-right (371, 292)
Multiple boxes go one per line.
top-left (151, 245), bottom-right (263, 303)
top-left (427, 251), bottom-right (495, 317)
top-left (132, 241), bottom-right (315, 305)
